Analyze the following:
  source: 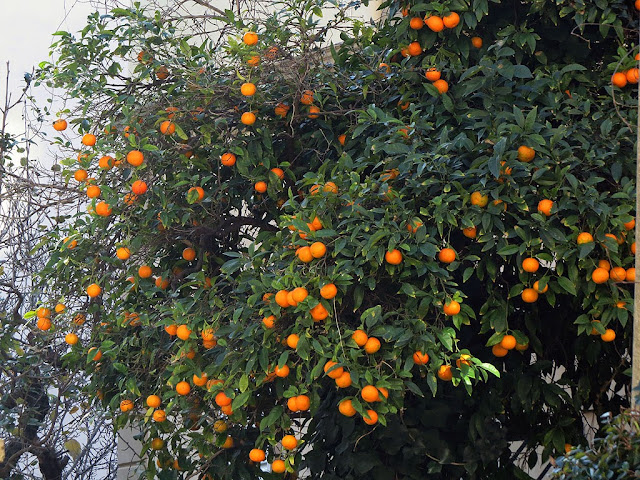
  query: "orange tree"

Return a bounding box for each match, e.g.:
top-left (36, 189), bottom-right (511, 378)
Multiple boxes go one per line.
top-left (34, 0), bottom-right (638, 478)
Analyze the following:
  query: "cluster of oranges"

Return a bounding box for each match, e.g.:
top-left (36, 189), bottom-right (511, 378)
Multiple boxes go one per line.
top-left (491, 334), bottom-right (528, 358)
top-left (611, 54), bottom-right (640, 88)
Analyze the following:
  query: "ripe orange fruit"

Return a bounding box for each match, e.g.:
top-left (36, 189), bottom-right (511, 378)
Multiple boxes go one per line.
top-left (364, 337), bottom-right (381, 354)
top-left (438, 247), bottom-right (456, 263)
top-left (537, 199), bottom-right (553, 216)
top-left (86, 283), bottom-right (101, 298)
top-left (363, 409), bottom-right (378, 425)
top-left (95, 201), bottom-right (112, 217)
top-left (413, 351), bottom-right (429, 365)
top-left (275, 103), bottom-right (290, 117)
top-left (443, 300), bottom-right (460, 316)
top-left (611, 72), bottom-right (627, 88)
top-left (310, 302), bottom-right (329, 321)
top-left (215, 391), bottom-right (232, 407)
top-left (632, 242), bottom-right (636, 254)
top-left (37, 317), bottom-right (52, 331)
top-left (182, 247), bottom-right (196, 261)
top-left (407, 41), bottom-right (422, 56)
top-left (241, 82), bottom-right (257, 96)
top-left (462, 226), bottom-right (477, 238)
top-left (425, 16), bottom-right (444, 32)
top-left (517, 145), bottom-right (535, 162)
top-left (323, 181), bottom-right (338, 194)
top-left (221, 436), bottom-right (234, 448)
top-left (176, 324), bottom-right (192, 340)
top-left (272, 459), bottom-right (286, 473)
top-left (500, 335), bottom-right (517, 350)
top-left (425, 68), bottom-right (441, 81)
top-left (610, 267), bottom-right (626, 282)
top-left (432, 79), bottom-right (449, 94)
top-left (300, 90), bottom-right (314, 105)
top-left (82, 134), bottom-right (96, 146)
top-left (126, 150), bottom-right (144, 167)
top-left (471, 36), bottom-right (483, 48)
top-left (97, 155), bottom-right (115, 169)
top-left (53, 119), bottom-right (67, 131)
top-left (221, 152), bottom-right (236, 166)
top-left (286, 334), bottom-right (299, 349)
top-left (86, 185), bottom-right (101, 198)
top-left (120, 399), bottom-right (134, 412)
top-left (241, 112), bottom-right (256, 125)
top-left (247, 55), bottom-right (260, 66)
top-left (437, 365), bottom-right (453, 381)
top-left (624, 219), bottom-right (635, 230)
top-left (159, 120), bottom-right (175, 135)
top-left (320, 283), bottom-right (338, 299)
top-left (385, 249), bottom-right (403, 265)
top-left (310, 242), bottom-right (326, 258)
top-left (270, 167), bottom-right (285, 179)
top-left (175, 381), bottom-right (191, 396)
top-left (533, 280), bottom-right (549, 293)
top-left (146, 394), bottom-right (161, 408)
top-left (254, 181), bottom-right (267, 193)
top-left (138, 265), bottom-right (152, 278)
top-left (339, 399), bottom-right (356, 416)
top-left (155, 65), bottom-right (169, 79)
top-left (275, 364), bottom-right (290, 377)
top-left (521, 288), bottom-right (539, 303)
top-left (442, 12), bottom-right (460, 28)
top-left (361, 385), bottom-right (380, 403)
top-left (601, 329), bottom-right (616, 342)
top-left (281, 435), bottom-right (297, 450)
top-left (456, 354), bottom-right (472, 367)
top-left (87, 347), bottom-right (102, 361)
top-left (116, 247), bottom-right (130, 260)
top-left (522, 258), bottom-right (540, 273)
top-left (259, 315), bottom-right (274, 329)
top-left (626, 268), bottom-right (636, 282)
top-left (131, 180), bottom-right (147, 195)
top-left (296, 246), bottom-right (313, 263)
top-left (243, 32), bottom-right (258, 45)
top-left (74, 169), bottom-right (88, 182)
top-left (577, 232), bottom-right (594, 244)
top-left (627, 68), bottom-right (640, 84)
top-left (37, 307), bottom-right (51, 318)
top-left (291, 287), bottom-right (308, 303)
top-left (249, 449), bottom-right (265, 462)
top-left (592, 267), bottom-right (610, 284)
top-left (188, 186), bottom-right (205, 202)
top-left (335, 371), bottom-right (352, 388)
top-left (288, 397), bottom-right (300, 412)
top-left (275, 290), bottom-right (290, 308)
top-left (54, 303), bottom-right (65, 314)
top-left (324, 360), bottom-right (344, 379)
top-left (492, 344), bottom-right (508, 357)
top-left (296, 395), bottom-right (310, 411)
top-left (352, 329), bottom-right (368, 346)
top-left (598, 259), bottom-right (611, 271)
top-left (515, 342), bottom-right (529, 351)
top-left (409, 17), bottom-right (423, 29)
top-left (152, 409), bottom-right (166, 422)
top-left (470, 191), bottom-right (489, 207)
top-left (73, 314), bottom-right (86, 325)
top-left (193, 373), bottom-right (208, 386)
top-left (308, 105), bottom-right (321, 119)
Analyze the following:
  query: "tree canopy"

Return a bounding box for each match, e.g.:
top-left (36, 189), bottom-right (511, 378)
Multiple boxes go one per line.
top-left (30, 0), bottom-right (639, 478)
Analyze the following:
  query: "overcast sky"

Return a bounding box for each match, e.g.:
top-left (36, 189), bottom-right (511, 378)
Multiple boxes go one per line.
top-left (0, 1), bottom-right (99, 151)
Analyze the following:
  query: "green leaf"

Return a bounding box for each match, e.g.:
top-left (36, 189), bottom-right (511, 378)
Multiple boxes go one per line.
top-left (556, 276), bottom-right (577, 295)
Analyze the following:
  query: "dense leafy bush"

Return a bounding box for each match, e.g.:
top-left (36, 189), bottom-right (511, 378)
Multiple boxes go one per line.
top-left (30, 0), bottom-right (639, 478)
